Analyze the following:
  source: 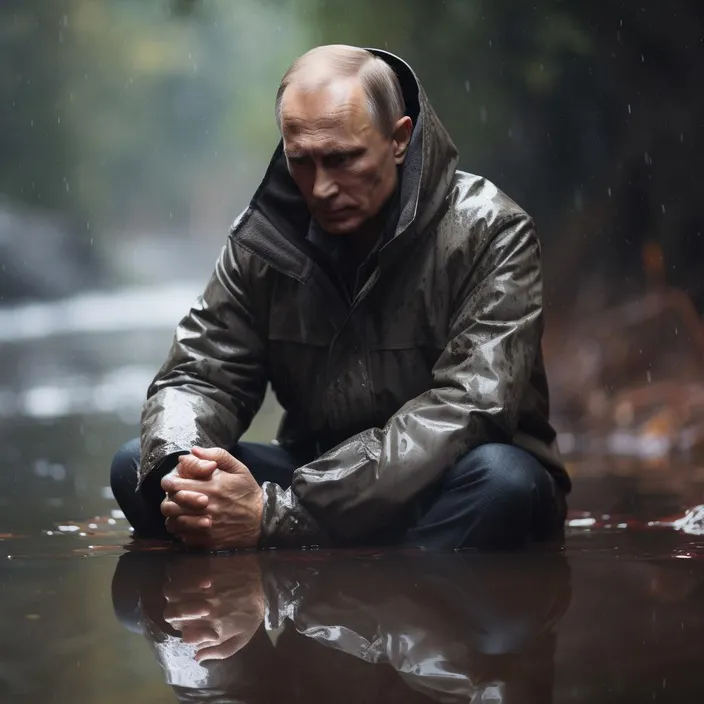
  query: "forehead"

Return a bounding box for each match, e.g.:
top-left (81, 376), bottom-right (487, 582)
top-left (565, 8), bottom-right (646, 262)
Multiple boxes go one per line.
top-left (280, 78), bottom-right (374, 148)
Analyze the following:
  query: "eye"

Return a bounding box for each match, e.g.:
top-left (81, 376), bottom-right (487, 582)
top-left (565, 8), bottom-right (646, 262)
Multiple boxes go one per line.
top-left (326, 153), bottom-right (352, 168)
top-left (286, 154), bottom-right (309, 168)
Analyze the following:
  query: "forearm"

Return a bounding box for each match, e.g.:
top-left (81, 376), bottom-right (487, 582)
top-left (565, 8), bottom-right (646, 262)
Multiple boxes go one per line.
top-left (139, 239), bottom-right (268, 486)
top-left (139, 386), bottom-right (246, 486)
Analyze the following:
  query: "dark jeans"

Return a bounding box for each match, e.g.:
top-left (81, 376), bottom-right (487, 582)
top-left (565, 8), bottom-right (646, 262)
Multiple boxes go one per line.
top-left (110, 439), bottom-right (566, 550)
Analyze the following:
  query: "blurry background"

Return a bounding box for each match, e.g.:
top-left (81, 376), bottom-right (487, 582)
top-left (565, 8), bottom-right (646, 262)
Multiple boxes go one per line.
top-left (1, 0), bottom-right (704, 534)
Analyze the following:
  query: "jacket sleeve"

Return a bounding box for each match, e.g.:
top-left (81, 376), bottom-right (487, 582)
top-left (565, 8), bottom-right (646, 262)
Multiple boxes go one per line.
top-left (260, 213), bottom-right (543, 545)
top-left (138, 232), bottom-right (268, 487)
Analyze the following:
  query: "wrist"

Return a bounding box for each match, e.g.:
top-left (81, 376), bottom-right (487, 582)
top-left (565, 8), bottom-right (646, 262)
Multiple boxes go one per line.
top-left (254, 487), bottom-right (265, 546)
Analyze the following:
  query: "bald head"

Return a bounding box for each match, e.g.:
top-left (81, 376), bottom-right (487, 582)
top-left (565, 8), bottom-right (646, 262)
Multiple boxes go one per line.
top-left (275, 45), bottom-right (405, 138)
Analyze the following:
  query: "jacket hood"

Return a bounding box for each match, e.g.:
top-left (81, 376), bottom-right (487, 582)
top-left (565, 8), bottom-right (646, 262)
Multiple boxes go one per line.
top-left (237, 48), bottom-right (459, 274)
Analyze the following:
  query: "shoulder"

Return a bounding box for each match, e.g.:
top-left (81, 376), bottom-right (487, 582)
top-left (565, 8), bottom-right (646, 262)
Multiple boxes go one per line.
top-left (432, 172), bottom-right (541, 291)
top-left (446, 171), bottom-right (533, 231)
top-left (436, 171), bottom-right (537, 259)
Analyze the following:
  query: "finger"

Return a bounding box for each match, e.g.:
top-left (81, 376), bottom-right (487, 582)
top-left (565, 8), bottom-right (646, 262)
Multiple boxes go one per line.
top-left (196, 631), bottom-right (250, 662)
top-left (181, 625), bottom-right (219, 645)
top-left (163, 603), bottom-right (211, 623)
top-left (165, 515), bottom-right (212, 533)
top-left (170, 491), bottom-right (209, 511)
top-left (163, 574), bottom-right (213, 601)
top-left (164, 517), bottom-right (179, 535)
top-left (162, 474), bottom-right (215, 495)
top-left (161, 499), bottom-right (208, 519)
top-left (178, 454), bottom-right (217, 480)
top-left (192, 446), bottom-right (247, 475)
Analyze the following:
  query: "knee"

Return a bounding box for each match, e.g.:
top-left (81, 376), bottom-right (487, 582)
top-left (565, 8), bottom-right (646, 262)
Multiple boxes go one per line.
top-left (110, 438), bottom-right (141, 494)
top-left (449, 443), bottom-right (537, 508)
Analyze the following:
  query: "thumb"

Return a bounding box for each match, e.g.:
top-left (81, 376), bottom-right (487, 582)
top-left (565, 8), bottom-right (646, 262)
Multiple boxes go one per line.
top-left (191, 446), bottom-right (246, 474)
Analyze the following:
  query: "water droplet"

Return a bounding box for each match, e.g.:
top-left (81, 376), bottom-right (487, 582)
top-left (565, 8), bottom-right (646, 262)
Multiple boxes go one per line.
top-left (627, 104), bottom-right (632, 114)
top-left (573, 190), bottom-right (583, 211)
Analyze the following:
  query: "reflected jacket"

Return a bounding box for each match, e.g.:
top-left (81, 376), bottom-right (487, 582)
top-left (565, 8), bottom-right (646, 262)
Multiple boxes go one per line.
top-left (139, 49), bottom-right (569, 547)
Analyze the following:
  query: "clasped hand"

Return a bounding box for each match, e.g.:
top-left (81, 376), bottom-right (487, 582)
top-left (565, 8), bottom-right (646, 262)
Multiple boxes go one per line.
top-left (162, 554), bottom-right (265, 662)
top-left (160, 446), bottom-right (263, 550)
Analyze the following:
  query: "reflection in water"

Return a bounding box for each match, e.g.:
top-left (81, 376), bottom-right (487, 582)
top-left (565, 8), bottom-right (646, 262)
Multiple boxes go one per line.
top-left (112, 551), bottom-right (571, 703)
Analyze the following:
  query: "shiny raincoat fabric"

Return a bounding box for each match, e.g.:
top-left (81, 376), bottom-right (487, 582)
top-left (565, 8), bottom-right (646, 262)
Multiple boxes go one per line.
top-left (139, 49), bottom-right (569, 547)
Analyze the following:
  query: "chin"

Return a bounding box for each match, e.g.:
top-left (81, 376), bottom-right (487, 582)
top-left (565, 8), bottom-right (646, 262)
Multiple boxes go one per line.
top-left (317, 214), bottom-right (363, 235)
top-left (324, 221), bottom-right (359, 235)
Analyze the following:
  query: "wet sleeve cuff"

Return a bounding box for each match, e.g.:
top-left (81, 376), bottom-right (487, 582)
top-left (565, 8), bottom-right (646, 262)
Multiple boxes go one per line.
top-left (138, 451), bottom-right (188, 509)
top-left (260, 481), bottom-right (332, 548)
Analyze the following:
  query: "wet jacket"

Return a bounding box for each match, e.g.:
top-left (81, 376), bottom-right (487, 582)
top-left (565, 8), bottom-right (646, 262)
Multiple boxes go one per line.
top-left (139, 49), bottom-right (569, 547)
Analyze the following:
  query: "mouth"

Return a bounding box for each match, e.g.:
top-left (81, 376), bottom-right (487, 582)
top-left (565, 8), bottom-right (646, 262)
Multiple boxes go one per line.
top-left (319, 208), bottom-right (353, 220)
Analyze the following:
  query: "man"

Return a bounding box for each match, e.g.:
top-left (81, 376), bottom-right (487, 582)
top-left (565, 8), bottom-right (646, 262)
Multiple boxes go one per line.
top-left (110, 45), bottom-right (570, 551)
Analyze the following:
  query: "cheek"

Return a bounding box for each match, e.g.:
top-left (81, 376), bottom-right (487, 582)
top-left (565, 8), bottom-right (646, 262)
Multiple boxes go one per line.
top-left (343, 162), bottom-right (386, 207)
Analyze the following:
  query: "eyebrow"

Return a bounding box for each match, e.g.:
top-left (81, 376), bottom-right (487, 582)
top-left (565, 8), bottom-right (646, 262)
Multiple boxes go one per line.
top-left (285, 147), bottom-right (365, 159)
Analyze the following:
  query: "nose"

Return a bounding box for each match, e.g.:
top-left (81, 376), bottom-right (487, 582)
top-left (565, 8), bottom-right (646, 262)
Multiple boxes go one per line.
top-left (312, 166), bottom-right (338, 201)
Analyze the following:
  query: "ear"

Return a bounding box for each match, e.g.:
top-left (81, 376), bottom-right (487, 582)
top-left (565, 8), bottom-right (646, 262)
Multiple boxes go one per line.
top-left (391, 116), bottom-right (413, 165)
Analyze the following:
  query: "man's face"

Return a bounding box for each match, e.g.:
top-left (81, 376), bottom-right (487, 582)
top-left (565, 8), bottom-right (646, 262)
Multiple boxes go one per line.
top-left (280, 78), bottom-right (404, 235)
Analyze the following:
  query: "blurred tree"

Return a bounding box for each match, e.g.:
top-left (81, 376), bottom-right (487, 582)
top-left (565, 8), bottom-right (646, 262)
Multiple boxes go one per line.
top-left (297, 0), bottom-right (704, 311)
top-left (0, 0), bottom-right (75, 213)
